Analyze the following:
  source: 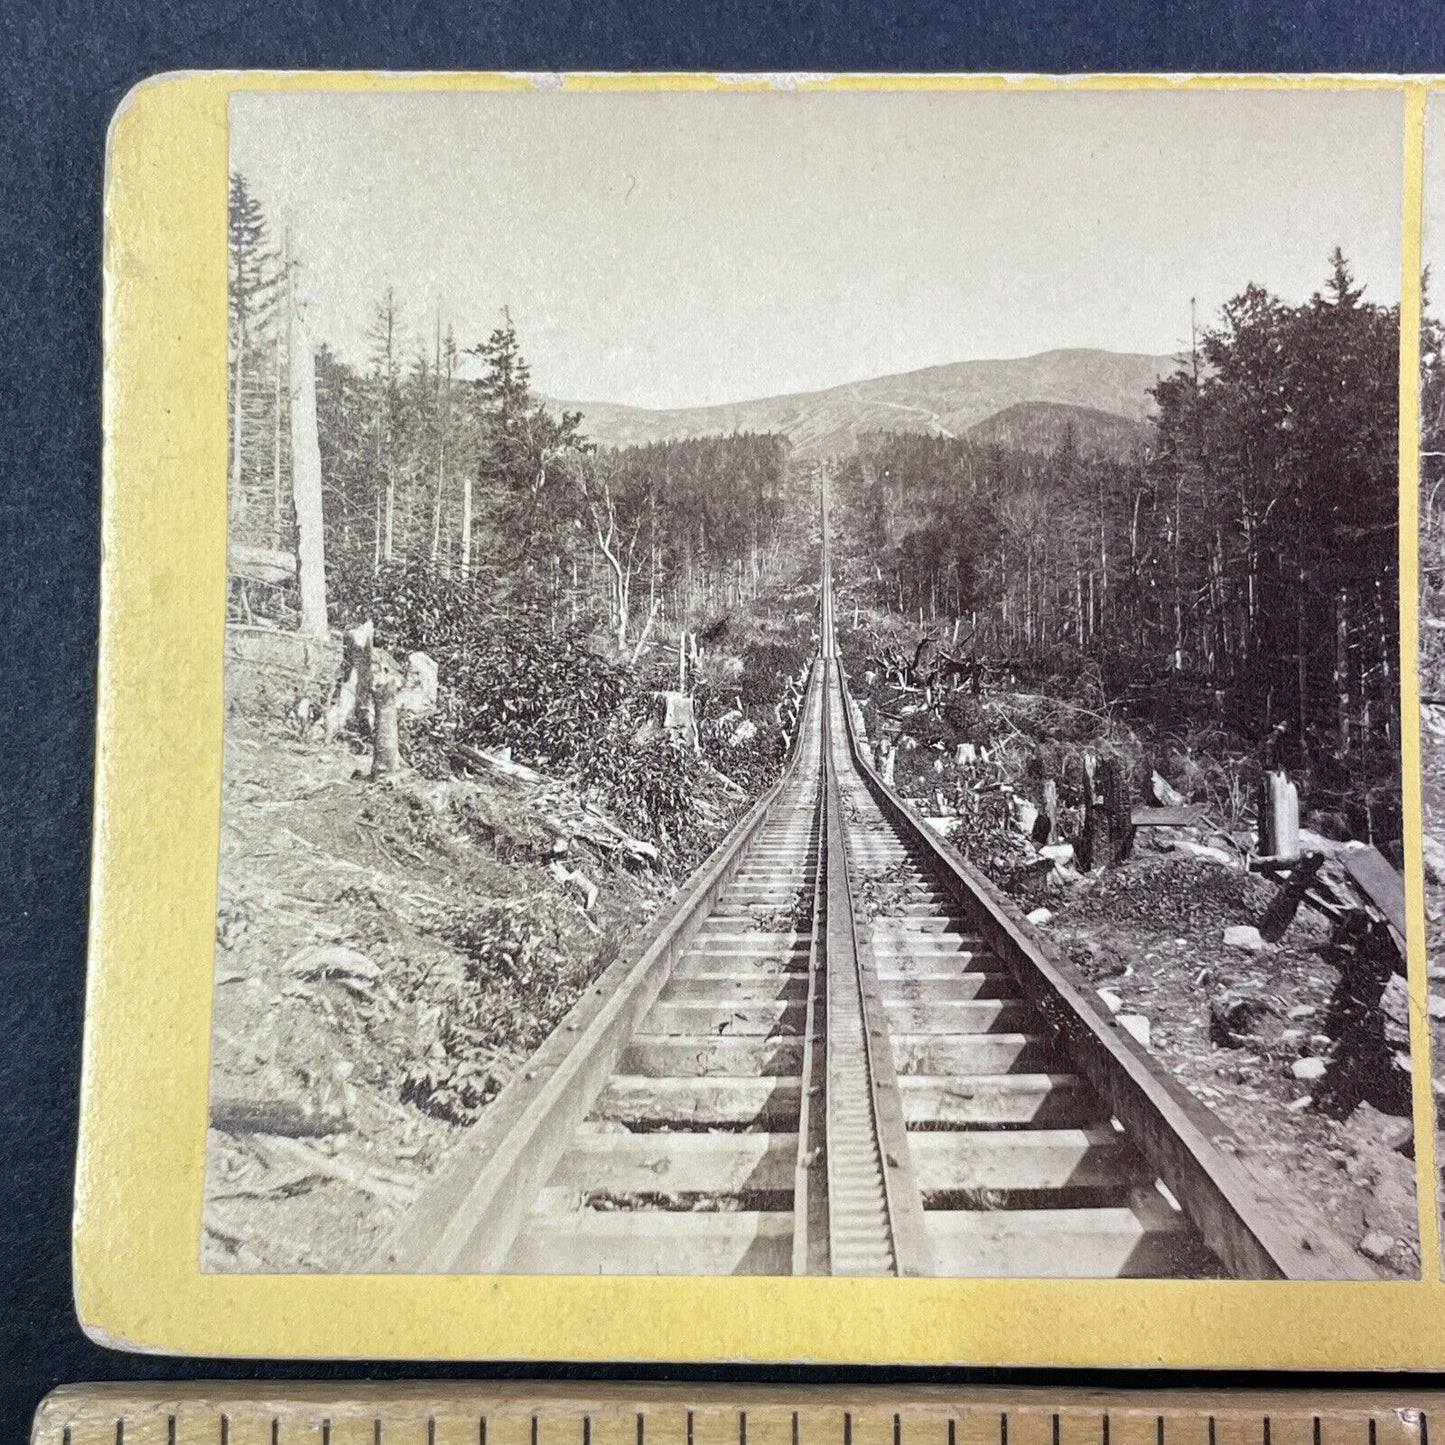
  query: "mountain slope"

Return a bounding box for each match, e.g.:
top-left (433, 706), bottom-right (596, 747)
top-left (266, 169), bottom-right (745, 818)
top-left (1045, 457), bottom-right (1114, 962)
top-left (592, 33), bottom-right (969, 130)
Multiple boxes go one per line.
top-left (547, 348), bottom-right (1176, 456)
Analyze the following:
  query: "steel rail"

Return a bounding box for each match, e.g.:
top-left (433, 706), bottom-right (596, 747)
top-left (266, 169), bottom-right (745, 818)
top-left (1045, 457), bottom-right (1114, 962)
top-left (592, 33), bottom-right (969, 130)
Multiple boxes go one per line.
top-left (821, 662), bottom-right (934, 1276)
top-left (372, 661), bottom-right (825, 1274)
top-left (828, 658), bottom-right (1376, 1281)
top-left (791, 771), bottom-right (831, 1275)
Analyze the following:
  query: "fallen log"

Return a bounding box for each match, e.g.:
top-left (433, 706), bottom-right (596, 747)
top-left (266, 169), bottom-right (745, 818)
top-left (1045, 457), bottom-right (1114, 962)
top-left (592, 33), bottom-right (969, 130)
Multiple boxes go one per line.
top-left (211, 1096), bottom-right (348, 1139)
top-left (453, 743), bottom-right (546, 787)
top-left (253, 1134), bottom-right (419, 1208)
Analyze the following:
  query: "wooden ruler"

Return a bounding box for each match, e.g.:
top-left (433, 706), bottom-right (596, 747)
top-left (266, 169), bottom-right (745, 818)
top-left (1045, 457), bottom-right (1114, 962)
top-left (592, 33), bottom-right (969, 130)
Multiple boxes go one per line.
top-left (30, 1384), bottom-right (1443, 1445)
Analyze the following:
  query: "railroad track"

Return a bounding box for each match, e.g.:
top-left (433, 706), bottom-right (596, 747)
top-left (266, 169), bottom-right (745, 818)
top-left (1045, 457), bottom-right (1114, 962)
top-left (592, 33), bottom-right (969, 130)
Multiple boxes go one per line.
top-left (375, 495), bottom-right (1374, 1281)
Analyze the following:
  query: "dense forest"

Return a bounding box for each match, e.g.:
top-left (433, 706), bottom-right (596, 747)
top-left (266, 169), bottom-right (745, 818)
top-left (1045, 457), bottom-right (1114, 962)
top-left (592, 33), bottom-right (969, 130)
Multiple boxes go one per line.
top-left (834, 253), bottom-right (1401, 842)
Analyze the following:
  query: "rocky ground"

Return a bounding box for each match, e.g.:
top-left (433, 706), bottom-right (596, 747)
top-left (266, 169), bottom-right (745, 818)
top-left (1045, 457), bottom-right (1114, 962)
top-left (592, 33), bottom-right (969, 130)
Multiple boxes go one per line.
top-left (1420, 700), bottom-right (1445, 1272)
top-left (205, 693), bottom-right (699, 1272)
top-left (1028, 843), bottom-right (1418, 1277)
top-left (862, 678), bottom-right (1422, 1279)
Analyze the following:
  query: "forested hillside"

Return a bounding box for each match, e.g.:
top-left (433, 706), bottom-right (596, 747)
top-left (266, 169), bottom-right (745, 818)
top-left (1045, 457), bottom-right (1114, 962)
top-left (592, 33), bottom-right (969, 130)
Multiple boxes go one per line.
top-left (833, 253), bottom-right (1401, 845)
top-left (229, 174), bottom-right (807, 670)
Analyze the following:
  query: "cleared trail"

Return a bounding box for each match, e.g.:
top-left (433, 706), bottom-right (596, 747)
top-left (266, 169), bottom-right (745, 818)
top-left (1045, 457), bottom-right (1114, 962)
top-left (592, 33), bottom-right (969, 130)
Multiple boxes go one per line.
top-left (373, 483), bottom-right (1373, 1281)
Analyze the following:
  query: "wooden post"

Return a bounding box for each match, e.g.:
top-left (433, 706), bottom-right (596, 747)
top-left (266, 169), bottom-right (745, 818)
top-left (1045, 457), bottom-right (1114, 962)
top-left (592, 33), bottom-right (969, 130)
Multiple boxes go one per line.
top-left (1259, 769), bottom-right (1300, 859)
top-left (371, 673), bottom-right (402, 779)
top-left (1101, 758), bottom-right (1135, 865)
top-left (289, 321), bottom-right (329, 641)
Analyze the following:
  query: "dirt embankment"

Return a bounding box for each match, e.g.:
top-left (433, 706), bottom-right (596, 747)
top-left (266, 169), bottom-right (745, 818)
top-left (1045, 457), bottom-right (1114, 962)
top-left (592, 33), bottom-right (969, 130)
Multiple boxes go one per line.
top-left (205, 686), bottom-right (731, 1272)
top-left (1034, 851), bottom-right (1417, 1276)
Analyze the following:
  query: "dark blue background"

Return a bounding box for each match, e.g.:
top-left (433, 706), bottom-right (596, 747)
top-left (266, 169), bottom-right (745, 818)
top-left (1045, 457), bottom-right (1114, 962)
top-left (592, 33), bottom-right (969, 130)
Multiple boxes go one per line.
top-left (6, 2), bottom-right (1445, 1440)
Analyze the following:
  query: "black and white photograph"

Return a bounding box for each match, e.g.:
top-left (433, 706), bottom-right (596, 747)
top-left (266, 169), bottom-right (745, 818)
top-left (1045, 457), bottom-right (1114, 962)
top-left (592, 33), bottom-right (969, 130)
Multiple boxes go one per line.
top-left (207, 84), bottom-right (1416, 1280)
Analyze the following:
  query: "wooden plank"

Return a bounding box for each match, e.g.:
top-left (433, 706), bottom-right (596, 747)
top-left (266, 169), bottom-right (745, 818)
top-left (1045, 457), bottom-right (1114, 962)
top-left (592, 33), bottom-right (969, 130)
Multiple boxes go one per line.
top-left (875, 972), bottom-right (1016, 1000)
top-left (662, 974), bottom-right (809, 1001)
top-left (643, 1000), bottom-right (806, 1036)
top-left (1131, 805), bottom-right (1206, 827)
top-left (549, 1131), bottom-right (798, 1196)
top-left (900, 1074), bottom-right (1100, 1128)
top-left (890, 1032), bottom-right (1056, 1075)
top-left (882, 999), bottom-right (1031, 1034)
top-left (925, 1190), bottom-right (1216, 1278)
top-left (619, 1035), bottom-right (803, 1077)
top-left (1340, 844), bottom-right (1408, 940)
top-left (872, 950), bottom-right (994, 974)
top-left (743, 1409), bottom-right (799, 1445)
top-left (848, 1413), bottom-right (895, 1445)
top-left (489, 1414), bottom-right (534, 1445)
top-left (674, 949), bottom-right (809, 975)
top-left (692, 1409), bottom-right (747, 1445)
top-left (870, 917), bottom-right (977, 936)
top-left (536, 1418), bottom-right (584, 1445)
top-left (595, 1076), bottom-right (801, 1128)
top-left (504, 1210), bottom-right (794, 1276)
top-left (910, 1127), bottom-right (1148, 1194)
top-left (869, 932), bottom-right (988, 949)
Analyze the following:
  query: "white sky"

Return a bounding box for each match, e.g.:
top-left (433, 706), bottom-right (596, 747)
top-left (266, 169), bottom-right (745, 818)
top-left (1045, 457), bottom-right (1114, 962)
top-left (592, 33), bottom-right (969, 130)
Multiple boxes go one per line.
top-left (1425, 90), bottom-right (1445, 305)
top-left (232, 86), bottom-right (1405, 410)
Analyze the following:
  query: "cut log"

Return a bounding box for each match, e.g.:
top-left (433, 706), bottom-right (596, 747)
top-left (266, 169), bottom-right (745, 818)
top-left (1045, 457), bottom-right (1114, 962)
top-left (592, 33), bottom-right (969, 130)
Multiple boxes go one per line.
top-left (229, 543), bottom-right (297, 586)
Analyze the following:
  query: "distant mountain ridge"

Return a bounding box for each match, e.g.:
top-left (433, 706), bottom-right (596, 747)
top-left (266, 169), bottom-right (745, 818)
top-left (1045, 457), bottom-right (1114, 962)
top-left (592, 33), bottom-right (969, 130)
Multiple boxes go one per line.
top-left (545, 348), bottom-right (1176, 456)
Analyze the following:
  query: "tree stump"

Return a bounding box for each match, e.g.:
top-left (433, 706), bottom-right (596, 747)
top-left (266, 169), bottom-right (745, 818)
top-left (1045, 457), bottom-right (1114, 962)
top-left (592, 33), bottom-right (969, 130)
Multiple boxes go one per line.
top-left (1081, 758), bottom-right (1133, 869)
top-left (1040, 778), bottom-right (1059, 846)
top-left (1258, 769), bottom-right (1301, 859)
top-left (326, 620), bottom-right (374, 740)
top-left (370, 674), bottom-right (402, 779)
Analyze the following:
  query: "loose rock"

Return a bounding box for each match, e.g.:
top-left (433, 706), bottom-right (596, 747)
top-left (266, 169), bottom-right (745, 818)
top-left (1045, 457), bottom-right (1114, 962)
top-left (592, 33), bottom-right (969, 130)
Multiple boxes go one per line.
top-left (1358, 1231), bottom-right (1396, 1263)
top-left (1223, 924), bottom-right (1267, 952)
